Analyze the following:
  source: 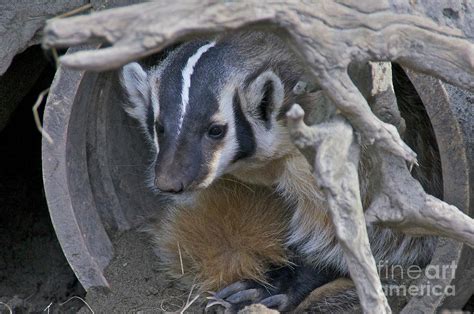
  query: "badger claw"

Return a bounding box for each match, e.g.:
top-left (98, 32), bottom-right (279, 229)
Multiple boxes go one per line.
top-left (206, 258), bottom-right (338, 312)
top-left (259, 294), bottom-right (290, 311)
top-left (206, 288), bottom-right (290, 313)
top-left (205, 297), bottom-right (231, 310)
top-left (226, 288), bottom-right (263, 304)
top-left (205, 281), bottom-right (263, 313)
top-left (205, 295), bottom-right (234, 314)
top-left (214, 281), bottom-right (254, 299)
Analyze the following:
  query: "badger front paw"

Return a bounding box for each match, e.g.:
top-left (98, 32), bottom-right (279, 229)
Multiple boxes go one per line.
top-left (206, 280), bottom-right (285, 313)
top-left (206, 262), bottom-right (339, 313)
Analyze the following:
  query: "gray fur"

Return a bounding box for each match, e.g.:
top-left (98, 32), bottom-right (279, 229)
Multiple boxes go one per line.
top-left (120, 63), bottom-right (153, 136)
top-left (119, 31), bottom-right (308, 192)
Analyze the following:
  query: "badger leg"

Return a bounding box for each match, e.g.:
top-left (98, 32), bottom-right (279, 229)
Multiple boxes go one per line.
top-left (206, 259), bottom-right (340, 312)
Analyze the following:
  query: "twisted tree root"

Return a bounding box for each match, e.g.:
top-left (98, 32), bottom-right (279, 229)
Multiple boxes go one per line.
top-left (42, 1), bottom-right (474, 164)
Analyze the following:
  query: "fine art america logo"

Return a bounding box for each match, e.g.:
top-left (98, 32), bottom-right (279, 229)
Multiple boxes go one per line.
top-left (377, 260), bottom-right (457, 297)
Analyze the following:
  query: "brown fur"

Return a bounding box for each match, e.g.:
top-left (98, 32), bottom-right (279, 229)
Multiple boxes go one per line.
top-left (294, 278), bottom-right (357, 313)
top-left (147, 177), bottom-right (291, 292)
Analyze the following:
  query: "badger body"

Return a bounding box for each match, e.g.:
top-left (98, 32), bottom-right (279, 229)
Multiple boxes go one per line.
top-left (148, 176), bottom-right (291, 292)
top-left (120, 31), bottom-right (438, 311)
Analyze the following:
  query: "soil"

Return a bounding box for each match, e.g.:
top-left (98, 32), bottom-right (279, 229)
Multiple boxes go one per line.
top-left (80, 230), bottom-right (206, 313)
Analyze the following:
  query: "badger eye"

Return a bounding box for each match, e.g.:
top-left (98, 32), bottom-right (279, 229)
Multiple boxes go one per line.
top-left (156, 122), bottom-right (165, 135)
top-left (207, 124), bottom-right (227, 139)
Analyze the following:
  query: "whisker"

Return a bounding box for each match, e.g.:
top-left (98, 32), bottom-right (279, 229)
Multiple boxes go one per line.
top-left (220, 177), bottom-right (255, 193)
top-left (112, 164), bottom-right (147, 167)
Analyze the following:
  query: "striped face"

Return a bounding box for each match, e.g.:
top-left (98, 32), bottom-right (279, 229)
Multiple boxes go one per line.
top-left (120, 40), bottom-right (286, 194)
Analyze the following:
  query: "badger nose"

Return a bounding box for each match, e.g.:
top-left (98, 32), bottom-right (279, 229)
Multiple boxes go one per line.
top-left (155, 177), bottom-right (184, 194)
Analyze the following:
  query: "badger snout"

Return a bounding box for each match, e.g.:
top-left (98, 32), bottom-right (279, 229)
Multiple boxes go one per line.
top-left (154, 167), bottom-right (200, 194)
top-left (153, 148), bottom-right (204, 194)
top-left (154, 174), bottom-right (185, 194)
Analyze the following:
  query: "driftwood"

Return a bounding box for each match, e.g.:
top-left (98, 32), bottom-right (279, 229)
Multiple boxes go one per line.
top-left (42, 1), bottom-right (474, 164)
top-left (287, 61), bottom-right (473, 313)
top-left (287, 105), bottom-right (391, 313)
top-left (41, 1), bottom-right (474, 313)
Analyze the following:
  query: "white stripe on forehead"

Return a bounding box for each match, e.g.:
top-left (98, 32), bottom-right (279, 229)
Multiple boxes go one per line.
top-left (177, 41), bottom-right (216, 135)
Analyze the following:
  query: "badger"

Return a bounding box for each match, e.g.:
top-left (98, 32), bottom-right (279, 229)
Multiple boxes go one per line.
top-left (119, 31), bottom-right (440, 312)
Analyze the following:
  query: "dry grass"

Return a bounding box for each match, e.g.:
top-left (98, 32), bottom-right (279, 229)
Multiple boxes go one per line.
top-left (32, 88), bottom-right (52, 144)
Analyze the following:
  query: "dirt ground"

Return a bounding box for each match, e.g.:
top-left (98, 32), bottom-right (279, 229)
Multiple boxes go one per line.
top-left (79, 230), bottom-right (206, 313)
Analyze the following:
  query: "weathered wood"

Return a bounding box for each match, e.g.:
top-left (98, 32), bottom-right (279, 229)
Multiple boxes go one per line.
top-left (42, 0), bottom-right (474, 167)
top-left (364, 154), bottom-right (474, 247)
top-left (286, 61), bottom-right (473, 313)
top-left (287, 106), bottom-right (391, 313)
top-left (286, 99), bottom-right (472, 313)
top-left (363, 64), bottom-right (474, 246)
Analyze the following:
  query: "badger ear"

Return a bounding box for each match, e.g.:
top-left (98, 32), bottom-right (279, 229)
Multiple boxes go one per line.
top-left (247, 70), bottom-right (284, 128)
top-left (119, 62), bottom-right (152, 123)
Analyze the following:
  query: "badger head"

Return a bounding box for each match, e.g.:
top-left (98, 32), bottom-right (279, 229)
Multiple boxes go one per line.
top-left (120, 38), bottom-right (298, 194)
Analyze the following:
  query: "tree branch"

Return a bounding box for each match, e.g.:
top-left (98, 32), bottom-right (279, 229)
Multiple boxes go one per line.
top-left (286, 105), bottom-right (391, 313)
top-left (42, 0), bottom-right (474, 165)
